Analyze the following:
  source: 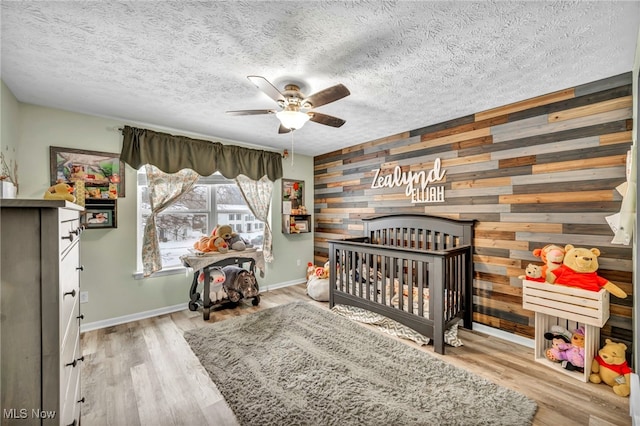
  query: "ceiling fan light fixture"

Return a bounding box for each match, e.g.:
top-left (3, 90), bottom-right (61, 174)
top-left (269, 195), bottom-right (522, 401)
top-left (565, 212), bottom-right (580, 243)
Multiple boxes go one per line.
top-left (276, 110), bottom-right (310, 130)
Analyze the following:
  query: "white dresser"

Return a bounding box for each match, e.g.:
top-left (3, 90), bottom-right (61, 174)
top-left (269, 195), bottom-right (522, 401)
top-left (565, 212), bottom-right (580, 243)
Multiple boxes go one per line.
top-left (1, 200), bottom-right (84, 426)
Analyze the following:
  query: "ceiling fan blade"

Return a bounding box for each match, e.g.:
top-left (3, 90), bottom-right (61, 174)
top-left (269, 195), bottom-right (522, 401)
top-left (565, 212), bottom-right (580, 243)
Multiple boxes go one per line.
top-left (247, 75), bottom-right (286, 104)
top-left (278, 124), bottom-right (292, 134)
top-left (303, 84), bottom-right (350, 108)
top-left (309, 112), bottom-right (346, 128)
top-left (225, 109), bottom-right (276, 116)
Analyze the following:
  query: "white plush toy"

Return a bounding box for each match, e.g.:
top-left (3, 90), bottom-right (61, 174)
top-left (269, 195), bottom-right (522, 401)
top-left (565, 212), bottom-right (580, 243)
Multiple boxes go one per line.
top-left (306, 261), bottom-right (330, 302)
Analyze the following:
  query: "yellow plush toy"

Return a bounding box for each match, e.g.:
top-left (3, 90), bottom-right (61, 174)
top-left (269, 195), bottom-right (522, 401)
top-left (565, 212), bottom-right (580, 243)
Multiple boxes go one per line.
top-left (590, 339), bottom-right (632, 397)
top-left (43, 182), bottom-right (75, 202)
top-left (545, 244), bottom-right (627, 299)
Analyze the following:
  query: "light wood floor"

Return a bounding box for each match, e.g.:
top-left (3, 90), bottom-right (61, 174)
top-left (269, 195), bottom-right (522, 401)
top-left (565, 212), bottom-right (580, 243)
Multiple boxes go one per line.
top-left (80, 284), bottom-right (631, 426)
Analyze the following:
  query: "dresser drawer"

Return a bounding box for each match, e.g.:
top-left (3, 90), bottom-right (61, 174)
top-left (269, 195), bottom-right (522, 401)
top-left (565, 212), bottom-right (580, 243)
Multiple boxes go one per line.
top-left (60, 246), bottom-right (80, 345)
top-left (59, 209), bottom-right (81, 256)
top-left (60, 331), bottom-right (81, 426)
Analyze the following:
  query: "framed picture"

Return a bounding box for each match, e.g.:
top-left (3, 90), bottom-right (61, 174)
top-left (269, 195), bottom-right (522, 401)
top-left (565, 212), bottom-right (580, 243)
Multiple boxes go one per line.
top-left (282, 178), bottom-right (304, 211)
top-left (50, 146), bottom-right (125, 198)
top-left (82, 199), bottom-right (117, 229)
top-left (297, 221), bottom-right (309, 232)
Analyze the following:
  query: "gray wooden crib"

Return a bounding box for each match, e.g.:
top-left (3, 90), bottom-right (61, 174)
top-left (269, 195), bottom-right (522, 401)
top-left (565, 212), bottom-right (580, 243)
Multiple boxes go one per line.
top-left (329, 214), bottom-right (474, 354)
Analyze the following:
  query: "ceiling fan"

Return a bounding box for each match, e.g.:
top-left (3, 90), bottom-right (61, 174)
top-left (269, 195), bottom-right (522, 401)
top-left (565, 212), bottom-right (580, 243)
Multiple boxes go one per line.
top-left (226, 76), bottom-right (350, 134)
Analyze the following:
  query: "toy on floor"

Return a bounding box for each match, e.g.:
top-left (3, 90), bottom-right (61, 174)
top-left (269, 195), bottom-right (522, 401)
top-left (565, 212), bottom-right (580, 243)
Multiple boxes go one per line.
top-left (307, 261), bottom-right (330, 302)
top-left (590, 339), bottom-right (632, 397)
top-left (546, 244), bottom-right (627, 299)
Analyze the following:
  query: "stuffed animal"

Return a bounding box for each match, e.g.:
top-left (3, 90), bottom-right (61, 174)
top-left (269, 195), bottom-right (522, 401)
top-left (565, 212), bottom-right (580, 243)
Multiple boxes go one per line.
top-left (546, 326), bottom-right (586, 372)
top-left (221, 265), bottom-right (259, 303)
top-left (198, 267), bottom-right (227, 302)
top-left (87, 187), bottom-right (102, 199)
top-left (544, 325), bottom-right (572, 362)
top-left (44, 182), bottom-right (75, 202)
top-left (212, 224), bottom-right (234, 240)
top-left (546, 244), bottom-right (627, 299)
top-left (590, 339), bottom-right (632, 397)
top-left (518, 263), bottom-right (545, 282)
top-left (532, 244), bottom-right (565, 280)
top-left (306, 262), bottom-right (316, 280)
top-left (307, 261), bottom-right (330, 302)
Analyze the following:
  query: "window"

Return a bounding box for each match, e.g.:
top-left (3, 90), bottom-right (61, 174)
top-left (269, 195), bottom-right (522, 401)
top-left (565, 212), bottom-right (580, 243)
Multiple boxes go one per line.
top-left (137, 171), bottom-right (264, 272)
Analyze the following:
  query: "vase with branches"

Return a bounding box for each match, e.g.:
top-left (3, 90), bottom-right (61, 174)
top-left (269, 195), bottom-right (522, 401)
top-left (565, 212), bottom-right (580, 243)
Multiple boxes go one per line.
top-left (0, 152), bottom-right (19, 194)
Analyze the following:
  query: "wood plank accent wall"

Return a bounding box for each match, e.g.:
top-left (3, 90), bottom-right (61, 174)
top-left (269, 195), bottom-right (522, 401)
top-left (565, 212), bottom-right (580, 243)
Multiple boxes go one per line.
top-left (313, 73), bottom-right (634, 348)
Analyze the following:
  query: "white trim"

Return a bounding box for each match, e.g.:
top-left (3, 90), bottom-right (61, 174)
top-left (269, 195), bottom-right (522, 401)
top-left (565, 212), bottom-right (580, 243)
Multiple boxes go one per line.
top-left (472, 322), bottom-right (535, 348)
top-left (260, 279), bottom-right (305, 291)
top-left (80, 280), bottom-right (305, 332)
top-left (80, 303), bottom-right (185, 333)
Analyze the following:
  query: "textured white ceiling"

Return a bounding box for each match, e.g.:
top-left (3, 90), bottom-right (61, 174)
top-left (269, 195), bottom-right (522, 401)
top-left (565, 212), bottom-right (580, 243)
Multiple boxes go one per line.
top-left (2, 1), bottom-right (639, 156)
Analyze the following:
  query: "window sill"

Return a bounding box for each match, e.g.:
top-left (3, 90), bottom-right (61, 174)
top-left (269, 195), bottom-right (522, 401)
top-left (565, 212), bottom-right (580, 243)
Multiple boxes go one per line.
top-left (133, 266), bottom-right (190, 280)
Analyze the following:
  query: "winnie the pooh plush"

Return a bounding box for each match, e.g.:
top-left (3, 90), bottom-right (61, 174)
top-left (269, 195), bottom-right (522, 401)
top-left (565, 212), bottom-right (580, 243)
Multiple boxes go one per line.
top-left (590, 339), bottom-right (632, 397)
top-left (545, 244), bottom-right (627, 299)
top-left (44, 182), bottom-right (76, 202)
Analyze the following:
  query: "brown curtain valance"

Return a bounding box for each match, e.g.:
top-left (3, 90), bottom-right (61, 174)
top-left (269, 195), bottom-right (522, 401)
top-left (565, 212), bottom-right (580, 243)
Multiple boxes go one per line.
top-left (120, 126), bottom-right (283, 182)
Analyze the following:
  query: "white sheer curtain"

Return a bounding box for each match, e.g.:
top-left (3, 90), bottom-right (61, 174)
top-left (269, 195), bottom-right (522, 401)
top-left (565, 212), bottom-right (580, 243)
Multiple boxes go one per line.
top-left (143, 165), bottom-right (200, 276)
top-left (235, 174), bottom-right (274, 267)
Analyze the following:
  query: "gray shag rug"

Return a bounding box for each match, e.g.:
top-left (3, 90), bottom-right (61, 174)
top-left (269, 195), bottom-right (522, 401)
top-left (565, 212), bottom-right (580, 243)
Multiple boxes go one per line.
top-left (184, 302), bottom-right (537, 426)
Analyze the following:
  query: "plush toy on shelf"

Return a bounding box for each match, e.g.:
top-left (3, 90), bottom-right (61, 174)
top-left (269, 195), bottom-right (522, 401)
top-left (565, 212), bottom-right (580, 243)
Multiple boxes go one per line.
top-left (544, 325), bottom-right (572, 362)
top-left (212, 224), bottom-right (251, 251)
top-left (532, 244), bottom-right (565, 280)
top-left (518, 264), bottom-right (545, 282)
top-left (590, 339), bottom-right (632, 397)
top-left (545, 326), bottom-right (584, 372)
top-left (545, 244), bottom-right (627, 299)
top-left (43, 182), bottom-right (75, 202)
top-left (198, 267), bottom-right (227, 303)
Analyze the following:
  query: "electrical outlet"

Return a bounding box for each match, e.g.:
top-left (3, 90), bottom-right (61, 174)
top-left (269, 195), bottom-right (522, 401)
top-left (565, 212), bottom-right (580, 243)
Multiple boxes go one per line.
top-left (296, 259), bottom-right (301, 266)
top-left (80, 291), bottom-right (89, 304)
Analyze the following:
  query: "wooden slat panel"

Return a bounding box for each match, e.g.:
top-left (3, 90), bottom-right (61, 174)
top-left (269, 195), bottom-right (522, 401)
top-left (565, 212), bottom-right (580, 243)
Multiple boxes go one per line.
top-left (548, 96), bottom-right (632, 122)
top-left (475, 88), bottom-right (575, 121)
top-left (313, 74), bottom-right (633, 345)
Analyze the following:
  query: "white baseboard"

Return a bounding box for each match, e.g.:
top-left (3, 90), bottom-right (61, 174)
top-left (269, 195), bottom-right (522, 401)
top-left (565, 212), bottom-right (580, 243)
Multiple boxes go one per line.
top-left (81, 303), bottom-right (186, 333)
top-left (631, 373), bottom-right (639, 425)
top-left (80, 280), bottom-right (305, 333)
top-left (472, 322), bottom-right (535, 348)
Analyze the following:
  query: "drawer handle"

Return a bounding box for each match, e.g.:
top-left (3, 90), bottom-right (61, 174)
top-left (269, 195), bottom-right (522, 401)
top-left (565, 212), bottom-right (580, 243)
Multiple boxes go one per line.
top-left (66, 420), bottom-right (77, 426)
top-left (76, 265), bottom-right (84, 271)
top-left (77, 314), bottom-right (84, 320)
top-left (61, 233), bottom-right (75, 242)
top-left (64, 289), bottom-right (76, 298)
top-left (72, 227), bottom-right (82, 236)
top-left (77, 397), bottom-right (85, 404)
top-left (65, 356), bottom-right (84, 368)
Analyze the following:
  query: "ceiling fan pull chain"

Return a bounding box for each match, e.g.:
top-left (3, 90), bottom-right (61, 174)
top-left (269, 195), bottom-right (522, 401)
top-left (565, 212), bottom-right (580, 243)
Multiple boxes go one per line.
top-left (290, 130), bottom-right (295, 166)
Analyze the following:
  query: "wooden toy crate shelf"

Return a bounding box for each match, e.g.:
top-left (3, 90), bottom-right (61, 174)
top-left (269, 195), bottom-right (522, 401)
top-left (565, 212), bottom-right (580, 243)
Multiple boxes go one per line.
top-left (522, 280), bottom-right (610, 382)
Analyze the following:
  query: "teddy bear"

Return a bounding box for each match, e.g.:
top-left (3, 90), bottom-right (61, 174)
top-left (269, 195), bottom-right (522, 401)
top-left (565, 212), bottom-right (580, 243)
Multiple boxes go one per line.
top-left (545, 244), bottom-right (627, 299)
top-left (44, 182), bottom-right (76, 202)
top-left (589, 339), bottom-right (632, 397)
top-left (532, 244), bottom-right (565, 280)
top-left (518, 263), bottom-right (545, 282)
top-left (211, 224), bottom-right (248, 251)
